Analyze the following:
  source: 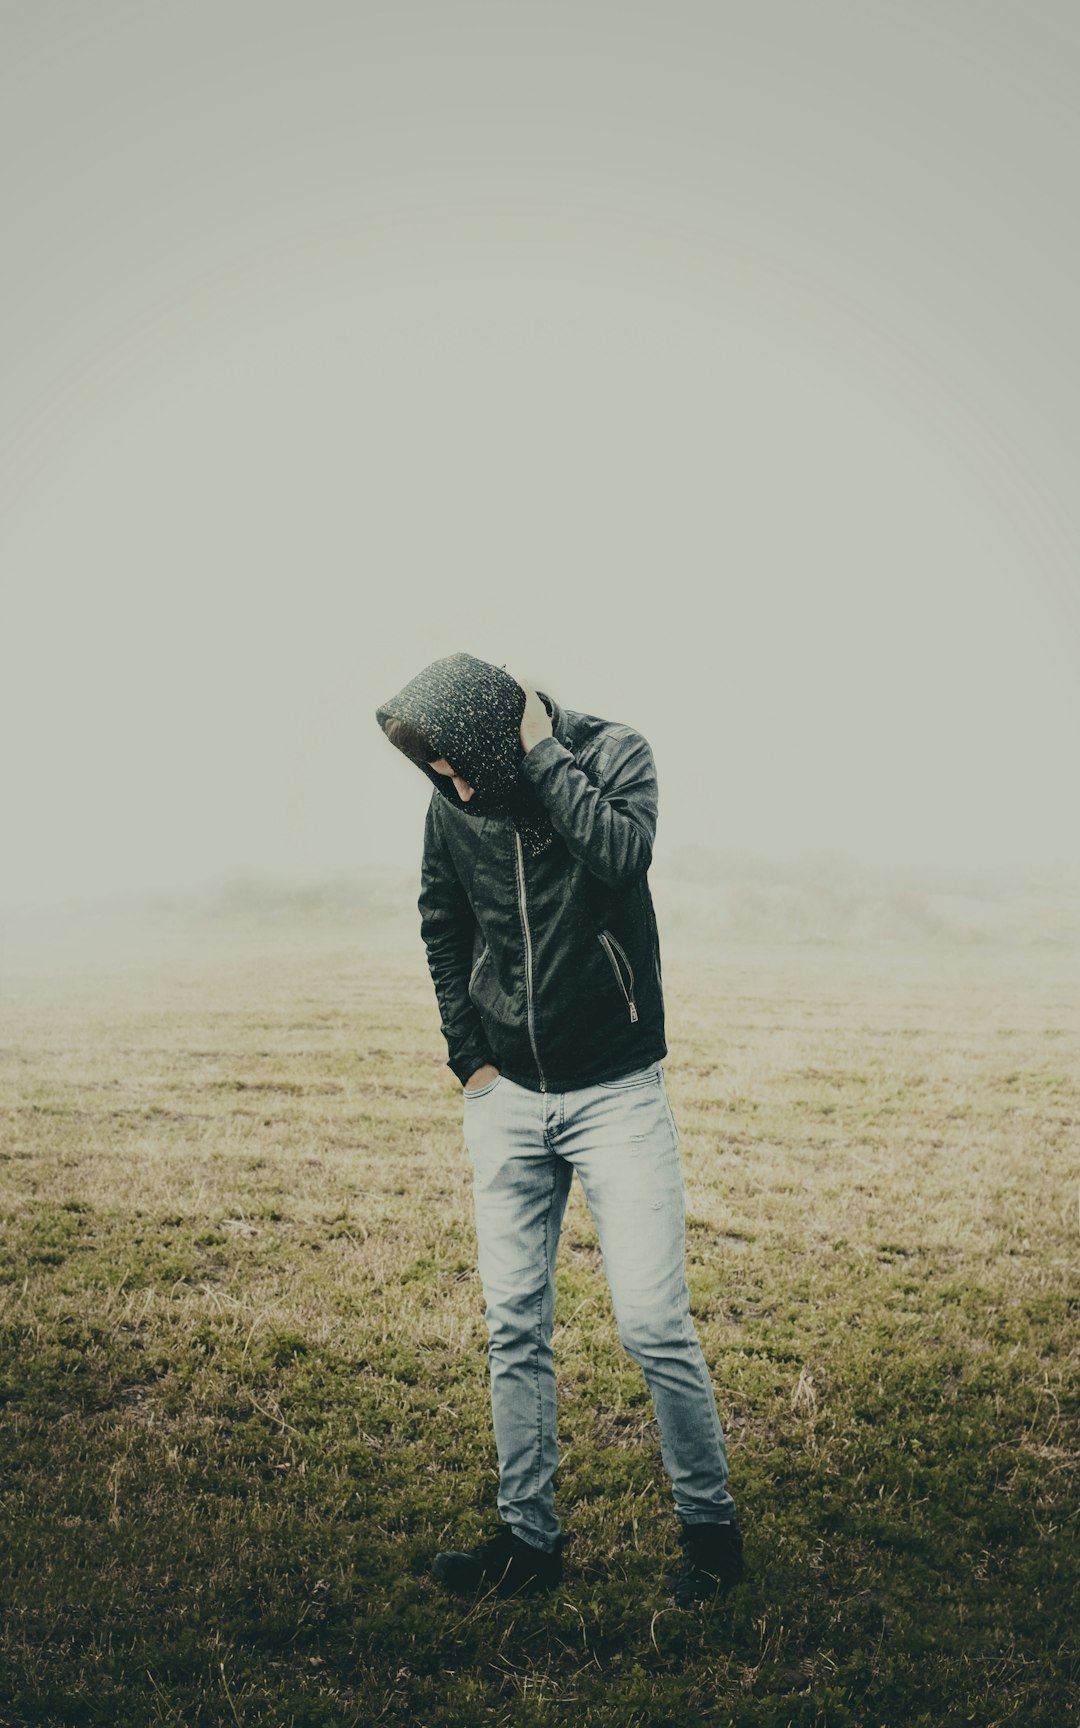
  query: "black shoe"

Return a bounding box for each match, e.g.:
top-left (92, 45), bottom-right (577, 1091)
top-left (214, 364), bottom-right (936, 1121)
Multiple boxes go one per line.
top-left (431, 1523), bottom-right (565, 1598)
top-left (670, 1517), bottom-right (745, 1606)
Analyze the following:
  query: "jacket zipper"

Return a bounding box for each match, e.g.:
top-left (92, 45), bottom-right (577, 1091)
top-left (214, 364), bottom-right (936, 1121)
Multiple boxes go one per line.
top-left (598, 928), bottom-right (639, 1022)
top-left (514, 828), bottom-right (546, 1090)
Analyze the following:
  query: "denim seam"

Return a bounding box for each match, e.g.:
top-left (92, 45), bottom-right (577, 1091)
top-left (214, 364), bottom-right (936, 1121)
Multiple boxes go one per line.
top-left (533, 1160), bottom-right (559, 1506)
top-left (681, 1299), bottom-right (732, 1504)
top-left (660, 1086), bottom-right (680, 1147)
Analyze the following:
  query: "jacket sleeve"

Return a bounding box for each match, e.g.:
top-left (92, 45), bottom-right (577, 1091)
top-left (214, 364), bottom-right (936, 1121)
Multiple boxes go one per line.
top-left (518, 728), bottom-right (657, 888)
top-left (417, 796), bottom-right (496, 1086)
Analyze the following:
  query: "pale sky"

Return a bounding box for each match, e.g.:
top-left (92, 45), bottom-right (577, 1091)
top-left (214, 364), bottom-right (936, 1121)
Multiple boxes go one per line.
top-left (2, 1), bottom-right (1079, 911)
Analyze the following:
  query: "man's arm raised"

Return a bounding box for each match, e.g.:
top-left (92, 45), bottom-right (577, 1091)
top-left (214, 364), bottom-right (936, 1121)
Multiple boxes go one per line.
top-left (514, 676), bottom-right (657, 890)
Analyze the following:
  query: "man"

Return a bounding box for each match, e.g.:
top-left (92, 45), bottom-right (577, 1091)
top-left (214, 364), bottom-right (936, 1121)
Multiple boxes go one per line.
top-left (375, 652), bottom-right (743, 1606)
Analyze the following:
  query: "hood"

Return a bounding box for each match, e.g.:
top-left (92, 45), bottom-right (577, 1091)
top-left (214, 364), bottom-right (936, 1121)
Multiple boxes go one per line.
top-left (375, 651), bottom-right (558, 854)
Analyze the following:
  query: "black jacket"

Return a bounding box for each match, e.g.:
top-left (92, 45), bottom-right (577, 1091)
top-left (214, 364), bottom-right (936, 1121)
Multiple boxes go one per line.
top-left (417, 687), bottom-right (668, 1092)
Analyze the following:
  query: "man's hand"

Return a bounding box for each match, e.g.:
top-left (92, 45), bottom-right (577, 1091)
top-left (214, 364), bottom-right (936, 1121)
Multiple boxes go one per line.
top-left (512, 673), bottom-right (553, 754)
top-left (464, 1062), bottom-right (501, 1092)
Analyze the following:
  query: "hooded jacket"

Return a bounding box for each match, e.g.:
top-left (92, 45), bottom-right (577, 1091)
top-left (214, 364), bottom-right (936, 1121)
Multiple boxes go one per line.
top-left (376, 652), bottom-right (668, 1093)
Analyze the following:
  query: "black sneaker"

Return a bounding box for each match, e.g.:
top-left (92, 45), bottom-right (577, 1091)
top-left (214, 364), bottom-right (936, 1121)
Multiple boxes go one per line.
top-left (431, 1523), bottom-right (565, 1597)
top-left (670, 1517), bottom-right (745, 1606)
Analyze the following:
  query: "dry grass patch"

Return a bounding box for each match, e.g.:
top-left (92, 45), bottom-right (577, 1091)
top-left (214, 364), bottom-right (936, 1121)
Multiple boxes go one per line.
top-left (0, 914), bottom-right (1077, 1725)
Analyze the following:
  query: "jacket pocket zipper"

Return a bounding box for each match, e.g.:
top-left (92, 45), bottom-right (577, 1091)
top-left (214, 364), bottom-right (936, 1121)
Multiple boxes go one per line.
top-left (469, 946), bottom-right (490, 992)
top-left (598, 929), bottom-right (638, 1022)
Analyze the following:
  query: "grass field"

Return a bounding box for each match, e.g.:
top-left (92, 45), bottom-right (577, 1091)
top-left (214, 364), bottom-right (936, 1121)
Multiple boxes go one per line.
top-left (0, 895), bottom-right (1077, 1727)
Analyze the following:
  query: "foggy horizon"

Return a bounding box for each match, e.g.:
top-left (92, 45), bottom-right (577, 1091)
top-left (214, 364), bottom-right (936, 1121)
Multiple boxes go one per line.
top-left (6, 794), bottom-right (1080, 924)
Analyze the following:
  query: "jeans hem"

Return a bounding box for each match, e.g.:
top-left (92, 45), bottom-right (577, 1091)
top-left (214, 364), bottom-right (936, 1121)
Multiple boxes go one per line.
top-left (505, 1521), bottom-right (560, 1555)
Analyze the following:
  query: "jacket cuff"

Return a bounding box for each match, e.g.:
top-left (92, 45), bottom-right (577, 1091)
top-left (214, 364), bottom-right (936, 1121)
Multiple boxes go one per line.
top-left (448, 1046), bottom-right (496, 1087)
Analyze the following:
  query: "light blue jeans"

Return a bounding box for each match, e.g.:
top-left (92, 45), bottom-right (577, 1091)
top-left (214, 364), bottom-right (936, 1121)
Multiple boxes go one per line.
top-left (462, 1059), bottom-right (737, 1553)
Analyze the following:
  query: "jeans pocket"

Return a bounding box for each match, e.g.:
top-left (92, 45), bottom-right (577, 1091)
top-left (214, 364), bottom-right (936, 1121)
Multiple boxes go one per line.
top-left (657, 1071), bottom-right (680, 1147)
top-left (596, 1062), bottom-right (660, 1091)
top-left (463, 1074), bottom-right (503, 1100)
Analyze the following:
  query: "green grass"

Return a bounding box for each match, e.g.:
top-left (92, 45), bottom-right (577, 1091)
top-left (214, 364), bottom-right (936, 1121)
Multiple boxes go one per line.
top-left (0, 914), bottom-right (1077, 1726)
